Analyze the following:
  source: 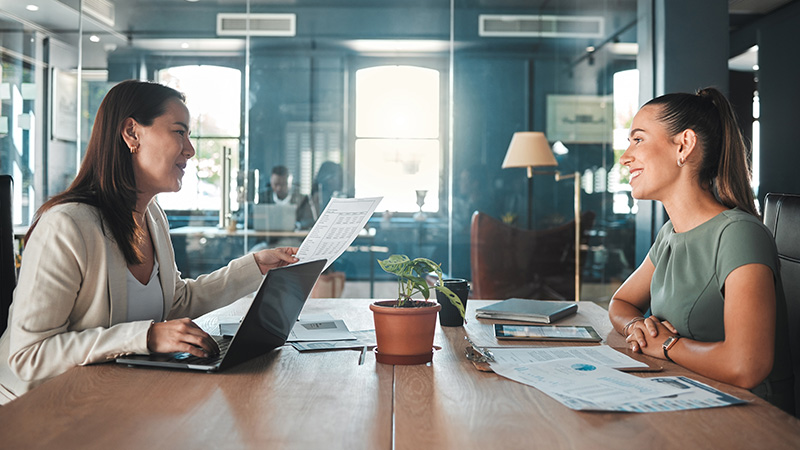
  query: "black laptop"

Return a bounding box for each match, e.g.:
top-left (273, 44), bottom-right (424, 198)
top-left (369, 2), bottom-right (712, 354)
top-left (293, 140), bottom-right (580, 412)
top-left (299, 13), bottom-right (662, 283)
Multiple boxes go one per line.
top-left (116, 259), bottom-right (326, 372)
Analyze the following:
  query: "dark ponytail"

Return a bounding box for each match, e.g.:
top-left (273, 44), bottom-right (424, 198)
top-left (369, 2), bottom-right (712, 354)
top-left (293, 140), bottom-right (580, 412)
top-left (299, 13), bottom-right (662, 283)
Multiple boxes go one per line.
top-left (644, 87), bottom-right (758, 217)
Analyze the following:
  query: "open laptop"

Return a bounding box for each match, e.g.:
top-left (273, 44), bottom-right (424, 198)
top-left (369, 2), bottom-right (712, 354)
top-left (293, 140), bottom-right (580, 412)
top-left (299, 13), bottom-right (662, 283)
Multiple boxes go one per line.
top-left (116, 259), bottom-right (326, 372)
top-left (253, 203), bottom-right (297, 232)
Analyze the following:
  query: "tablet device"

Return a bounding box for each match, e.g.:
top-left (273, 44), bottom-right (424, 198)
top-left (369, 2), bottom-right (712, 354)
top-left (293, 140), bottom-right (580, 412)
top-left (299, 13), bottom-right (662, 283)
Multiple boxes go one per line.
top-left (494, 324), bottom-right (602, 342)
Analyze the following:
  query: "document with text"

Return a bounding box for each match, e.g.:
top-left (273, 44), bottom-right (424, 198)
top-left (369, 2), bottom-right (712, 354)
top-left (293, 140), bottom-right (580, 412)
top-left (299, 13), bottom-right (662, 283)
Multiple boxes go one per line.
top-left (492, 358), bottom-right (682, 407)
top-left (295, 197), bottom-right (382, 270)
top-left (487, 345), bottom-right (649, 370)
top-left (490, 358), bottom-right (745, 412)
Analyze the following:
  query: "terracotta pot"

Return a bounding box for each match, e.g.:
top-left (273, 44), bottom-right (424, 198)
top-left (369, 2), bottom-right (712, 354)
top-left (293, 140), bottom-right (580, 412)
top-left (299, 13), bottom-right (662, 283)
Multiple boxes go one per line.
top-left (369, 300), bottom-right (441, 365)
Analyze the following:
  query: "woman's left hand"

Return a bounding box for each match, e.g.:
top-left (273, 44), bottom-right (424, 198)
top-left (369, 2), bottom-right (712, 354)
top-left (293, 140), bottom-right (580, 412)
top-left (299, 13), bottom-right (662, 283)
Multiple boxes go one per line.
top-left (253, 247), bottom-right (299, 275)
top-left (626, 318), bottom-right (677, 359)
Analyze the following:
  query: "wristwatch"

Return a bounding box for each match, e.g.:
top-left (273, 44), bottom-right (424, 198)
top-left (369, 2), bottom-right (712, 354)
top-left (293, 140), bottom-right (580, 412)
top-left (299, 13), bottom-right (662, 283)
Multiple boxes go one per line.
top-left (662, 335), bottom-right (681, 362)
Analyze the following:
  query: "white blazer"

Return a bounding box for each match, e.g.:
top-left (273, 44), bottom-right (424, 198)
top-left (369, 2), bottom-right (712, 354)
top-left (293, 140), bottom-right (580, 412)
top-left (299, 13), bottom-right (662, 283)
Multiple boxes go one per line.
top-left (0, 201), bottom-right (263, 404)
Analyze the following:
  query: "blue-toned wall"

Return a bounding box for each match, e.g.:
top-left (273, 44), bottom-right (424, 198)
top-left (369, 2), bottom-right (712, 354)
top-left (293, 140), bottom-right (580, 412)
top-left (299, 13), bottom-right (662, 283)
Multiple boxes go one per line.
top-left (108, 3), bottom-right (638, 282)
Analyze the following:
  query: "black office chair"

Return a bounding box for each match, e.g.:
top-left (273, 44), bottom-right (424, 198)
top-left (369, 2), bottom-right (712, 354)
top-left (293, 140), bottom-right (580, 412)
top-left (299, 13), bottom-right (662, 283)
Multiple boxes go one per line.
top-left (763, 193), bottom-right (800, 417)
top-left (0, 175), bottom-right (14, 336)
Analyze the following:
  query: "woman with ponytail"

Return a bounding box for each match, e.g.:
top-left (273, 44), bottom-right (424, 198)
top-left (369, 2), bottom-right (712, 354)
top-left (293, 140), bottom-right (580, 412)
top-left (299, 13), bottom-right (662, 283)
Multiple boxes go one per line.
top-left (608, 87), bottom-right (793, 412)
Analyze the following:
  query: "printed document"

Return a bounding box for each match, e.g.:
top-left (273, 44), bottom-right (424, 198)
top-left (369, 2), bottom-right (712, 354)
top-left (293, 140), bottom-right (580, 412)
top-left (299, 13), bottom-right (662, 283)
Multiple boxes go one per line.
top-left (490, 358), bottom-right (744, 412)
top-left (288, 319), bottom-right (355, 342)
top-left (290, 330), bottom-right (377, 352)
top-left (491, 358), bottom-right (683, 407)
top-left (487, 345), bottom-right (649, 370)
top-left (295, 197), bottom-right (382, 270)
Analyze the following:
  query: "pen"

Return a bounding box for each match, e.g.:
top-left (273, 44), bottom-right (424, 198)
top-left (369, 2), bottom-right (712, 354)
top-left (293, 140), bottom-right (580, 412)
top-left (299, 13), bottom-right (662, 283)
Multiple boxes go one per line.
top-left (358, 345), bottom-right (367, 365)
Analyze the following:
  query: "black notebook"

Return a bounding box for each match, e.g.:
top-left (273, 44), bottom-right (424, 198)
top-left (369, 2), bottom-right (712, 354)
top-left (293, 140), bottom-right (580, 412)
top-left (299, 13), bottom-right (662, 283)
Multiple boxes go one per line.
top-left (475, 298), bottom-right (578, 324)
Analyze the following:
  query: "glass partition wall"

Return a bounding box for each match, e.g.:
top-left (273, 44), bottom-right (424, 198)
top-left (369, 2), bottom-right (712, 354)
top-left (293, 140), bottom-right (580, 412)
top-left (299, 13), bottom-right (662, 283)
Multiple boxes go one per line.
top-left (0, 0), bottom-right (637, 301)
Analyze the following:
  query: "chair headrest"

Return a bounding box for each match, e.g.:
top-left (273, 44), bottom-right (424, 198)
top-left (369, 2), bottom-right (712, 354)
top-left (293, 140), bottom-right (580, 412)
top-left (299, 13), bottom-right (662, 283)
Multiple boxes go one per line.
top-left (764, 193), bottom-right (800, 259)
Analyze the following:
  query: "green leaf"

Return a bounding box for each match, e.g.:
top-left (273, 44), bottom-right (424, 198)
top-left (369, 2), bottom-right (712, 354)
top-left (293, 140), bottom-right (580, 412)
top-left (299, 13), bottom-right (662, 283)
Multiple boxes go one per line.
top-left (377, 254), bottom-right (410, 276)
top-left (379, 254), bottom-right (454, 304)
top-left (434, 285), bottom-right (466, 320)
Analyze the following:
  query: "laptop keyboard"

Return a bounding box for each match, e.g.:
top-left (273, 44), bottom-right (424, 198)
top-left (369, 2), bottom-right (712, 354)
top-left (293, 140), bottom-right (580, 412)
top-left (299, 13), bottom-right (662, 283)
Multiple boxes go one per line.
top-left (173, 336), bottom-right (231, 366)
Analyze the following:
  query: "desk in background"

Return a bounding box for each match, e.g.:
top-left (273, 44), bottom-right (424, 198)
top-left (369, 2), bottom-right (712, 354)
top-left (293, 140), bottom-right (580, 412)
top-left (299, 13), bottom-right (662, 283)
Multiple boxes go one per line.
top-left (169, 226), bottom-right (381, 296)
top-left (0, 300), bottom-right (798, 449)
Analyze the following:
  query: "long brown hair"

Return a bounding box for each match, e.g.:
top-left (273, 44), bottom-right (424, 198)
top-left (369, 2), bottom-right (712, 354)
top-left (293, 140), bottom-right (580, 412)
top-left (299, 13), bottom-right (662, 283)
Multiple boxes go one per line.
top-left (28, 80), bottom-right (186, 264)
top-left (644, 87), bottom-right (758, 217)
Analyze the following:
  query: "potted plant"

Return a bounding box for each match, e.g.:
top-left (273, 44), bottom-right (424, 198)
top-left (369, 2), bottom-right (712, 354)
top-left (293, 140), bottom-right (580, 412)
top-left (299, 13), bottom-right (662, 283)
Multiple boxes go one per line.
top-left (369, 254), bottom-right (466, 365)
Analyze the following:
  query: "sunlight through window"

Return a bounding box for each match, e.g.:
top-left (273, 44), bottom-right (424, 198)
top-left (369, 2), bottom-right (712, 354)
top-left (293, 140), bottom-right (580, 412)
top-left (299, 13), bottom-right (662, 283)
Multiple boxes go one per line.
top-left (156, 65), bottom-right (241, 211)
top-left (355, 65), bottom-right (440, 212)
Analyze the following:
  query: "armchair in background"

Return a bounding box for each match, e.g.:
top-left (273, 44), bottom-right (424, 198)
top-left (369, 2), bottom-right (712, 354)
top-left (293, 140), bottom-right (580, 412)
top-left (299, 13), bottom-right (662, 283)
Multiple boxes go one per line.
top-left (470, 210), bottom-right (595, 301)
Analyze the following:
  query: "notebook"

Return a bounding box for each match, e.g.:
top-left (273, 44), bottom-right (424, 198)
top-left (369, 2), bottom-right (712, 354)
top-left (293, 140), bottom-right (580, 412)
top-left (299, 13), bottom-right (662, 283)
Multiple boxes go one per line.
top-left (116, 259), bottom-right (326, 372)
top-left (253, 203), bottom-right (297, 231)
top-left (475, 298), bottom-right (578, 324)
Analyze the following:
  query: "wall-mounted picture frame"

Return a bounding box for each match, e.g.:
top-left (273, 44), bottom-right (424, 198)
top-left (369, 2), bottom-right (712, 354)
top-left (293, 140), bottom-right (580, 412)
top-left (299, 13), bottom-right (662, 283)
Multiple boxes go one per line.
top-left (546, 95), bottom-right (613, 144)
top-left (52, 68), bottom-right (78, 142)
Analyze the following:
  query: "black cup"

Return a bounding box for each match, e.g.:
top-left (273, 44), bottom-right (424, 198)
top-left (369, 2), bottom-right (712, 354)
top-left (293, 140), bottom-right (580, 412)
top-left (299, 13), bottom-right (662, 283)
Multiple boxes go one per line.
top-left (436, 278), bottom-right (469, 327)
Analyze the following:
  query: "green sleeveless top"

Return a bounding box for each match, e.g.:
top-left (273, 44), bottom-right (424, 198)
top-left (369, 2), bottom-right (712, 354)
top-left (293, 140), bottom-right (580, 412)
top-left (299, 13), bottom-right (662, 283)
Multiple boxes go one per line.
top-left (648, 208), bottom-right (793, 410)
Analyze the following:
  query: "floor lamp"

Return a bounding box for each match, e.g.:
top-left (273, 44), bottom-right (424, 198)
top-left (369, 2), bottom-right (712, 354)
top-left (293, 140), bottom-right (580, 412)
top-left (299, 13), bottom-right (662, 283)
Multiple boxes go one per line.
top-left (502, 132), bottom-right (558, 230)
top-left (502, 132), bottom-right (583, 301)
top-left (555, 170), bottom-right (582, 302)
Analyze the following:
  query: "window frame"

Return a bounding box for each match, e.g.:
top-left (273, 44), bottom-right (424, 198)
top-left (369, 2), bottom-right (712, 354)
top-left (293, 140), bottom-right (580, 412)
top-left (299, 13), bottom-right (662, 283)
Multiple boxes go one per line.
top-left (346, 55), bottom-right (450, 217)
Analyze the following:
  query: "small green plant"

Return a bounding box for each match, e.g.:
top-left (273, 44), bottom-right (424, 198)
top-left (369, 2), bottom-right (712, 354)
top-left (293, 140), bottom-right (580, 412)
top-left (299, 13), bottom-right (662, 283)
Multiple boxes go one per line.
top-left (377, 254), bottom-right (465, 319)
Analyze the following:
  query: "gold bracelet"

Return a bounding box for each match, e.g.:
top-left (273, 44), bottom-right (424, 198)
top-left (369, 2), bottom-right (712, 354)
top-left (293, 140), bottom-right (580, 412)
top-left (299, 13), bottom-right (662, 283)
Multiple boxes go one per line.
top-left (622, 316), bottom-right (645, 336)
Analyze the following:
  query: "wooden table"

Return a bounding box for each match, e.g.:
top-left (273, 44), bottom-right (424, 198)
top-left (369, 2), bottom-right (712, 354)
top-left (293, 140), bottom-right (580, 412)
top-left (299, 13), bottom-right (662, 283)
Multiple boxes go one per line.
top-left (0, 299), bottom-right (798, 449)
top-left (395, 301), bottom-right (800, 449)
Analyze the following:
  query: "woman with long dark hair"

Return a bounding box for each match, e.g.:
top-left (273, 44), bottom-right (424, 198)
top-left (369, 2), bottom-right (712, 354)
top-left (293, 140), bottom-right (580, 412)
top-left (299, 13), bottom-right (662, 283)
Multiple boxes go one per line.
top-left (0, 80), bottom-right (298, 404)
top-left (608, 87), bottom-right (793, 412)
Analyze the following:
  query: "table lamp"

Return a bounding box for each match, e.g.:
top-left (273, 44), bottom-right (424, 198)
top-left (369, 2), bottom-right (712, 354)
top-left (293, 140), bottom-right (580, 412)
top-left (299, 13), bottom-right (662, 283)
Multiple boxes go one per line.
top-left (501, 132), bottom-right (558, 229)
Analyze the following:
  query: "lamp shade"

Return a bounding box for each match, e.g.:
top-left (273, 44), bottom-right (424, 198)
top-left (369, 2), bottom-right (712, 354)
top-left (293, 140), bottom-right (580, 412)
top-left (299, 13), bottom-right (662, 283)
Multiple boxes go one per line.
top-left (502, 132), bottom-right (558, 169)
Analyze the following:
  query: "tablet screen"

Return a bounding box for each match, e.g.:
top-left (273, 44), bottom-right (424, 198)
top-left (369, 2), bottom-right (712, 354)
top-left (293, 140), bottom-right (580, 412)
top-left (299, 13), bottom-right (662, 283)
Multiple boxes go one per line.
top-left (494, 324), bottom-right (602, 342)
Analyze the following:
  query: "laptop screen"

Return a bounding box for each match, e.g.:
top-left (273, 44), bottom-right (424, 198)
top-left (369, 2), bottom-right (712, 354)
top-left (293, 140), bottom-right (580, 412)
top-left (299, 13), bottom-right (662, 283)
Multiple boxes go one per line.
top-left (220, 259), bottom-right (326, 369)
top-left (253, 203), bottom-right (296, 231)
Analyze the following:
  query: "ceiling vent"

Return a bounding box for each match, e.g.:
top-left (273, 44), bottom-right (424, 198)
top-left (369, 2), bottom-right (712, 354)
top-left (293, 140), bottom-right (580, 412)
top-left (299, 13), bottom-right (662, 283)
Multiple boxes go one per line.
top-left (479, 14), bottom-right (604, 38)
top-left (217, 13), bottom-right (296, 37)
top-left (82, 0), bottom-right (115, 28)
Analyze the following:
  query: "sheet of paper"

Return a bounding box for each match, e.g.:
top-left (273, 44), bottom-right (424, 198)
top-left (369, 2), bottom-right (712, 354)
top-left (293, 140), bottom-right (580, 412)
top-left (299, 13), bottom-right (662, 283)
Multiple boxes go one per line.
top-left (491, 358), bottom-right (684, 408)
top-left (607, 376), bottom-right (746, 412)
top-left (548, 375), bottom-right (746, 412)
top-left (288, 319), bottom-right (355, 342)
top-left (290, 330), bottom-right (376, 351)
top-left (491, 358), bottom-right (744, 412)
top-left (295, 197), bottom-right (382, 270)
top-left (487, 345), bottom-right (649, 369)
top-left (298, 313), bottom-right (335, 322)
top-left (217, 313), bottom-right (341, 338)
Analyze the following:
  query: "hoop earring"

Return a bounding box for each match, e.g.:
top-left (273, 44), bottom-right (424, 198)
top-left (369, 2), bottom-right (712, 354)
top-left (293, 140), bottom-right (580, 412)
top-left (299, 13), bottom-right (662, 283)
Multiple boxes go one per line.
top-left (130, 144), bottom-right (139, 154)
top-left (677, 157), bottom-right (686, 168)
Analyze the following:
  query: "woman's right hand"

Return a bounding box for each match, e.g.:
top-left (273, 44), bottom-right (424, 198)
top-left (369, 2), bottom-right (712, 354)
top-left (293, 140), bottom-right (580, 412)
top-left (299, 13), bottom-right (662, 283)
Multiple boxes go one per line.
top-left (147, 318), bottom-right (219, 357)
